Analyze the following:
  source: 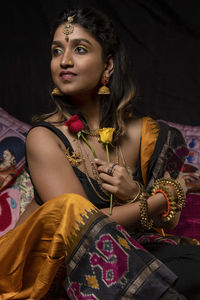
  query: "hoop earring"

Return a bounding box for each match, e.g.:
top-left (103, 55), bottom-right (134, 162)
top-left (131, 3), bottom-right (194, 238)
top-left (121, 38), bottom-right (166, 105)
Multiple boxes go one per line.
top-left (51, 87), bottom-right (63, 96)
top-left (98, 75), bottom-right (110, 95)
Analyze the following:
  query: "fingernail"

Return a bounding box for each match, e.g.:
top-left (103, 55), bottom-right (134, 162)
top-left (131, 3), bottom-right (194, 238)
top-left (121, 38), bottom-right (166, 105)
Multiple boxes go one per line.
top-left (94, 158), bottom-right (98, 162)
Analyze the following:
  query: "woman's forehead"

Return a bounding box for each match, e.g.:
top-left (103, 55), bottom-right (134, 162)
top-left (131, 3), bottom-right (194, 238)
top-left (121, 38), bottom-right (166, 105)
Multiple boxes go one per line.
top-left (53, 24), bottom-right (99, 46)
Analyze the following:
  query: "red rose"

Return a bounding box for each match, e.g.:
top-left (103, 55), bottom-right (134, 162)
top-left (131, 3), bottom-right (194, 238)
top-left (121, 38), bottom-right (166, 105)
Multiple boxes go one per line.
top-left (65, 114), bottom-right (84, 134)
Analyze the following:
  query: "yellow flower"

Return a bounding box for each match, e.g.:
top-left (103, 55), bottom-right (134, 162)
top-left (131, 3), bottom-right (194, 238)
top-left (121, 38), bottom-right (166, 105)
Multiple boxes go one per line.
top-left (97, 128), bottom-right (115, 144)
top-left (97, 127), bottom-right (115, 215)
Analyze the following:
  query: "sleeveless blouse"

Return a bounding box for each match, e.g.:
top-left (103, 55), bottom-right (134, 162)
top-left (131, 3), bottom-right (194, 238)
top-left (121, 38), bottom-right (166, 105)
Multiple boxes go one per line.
top-left (25, 118), bottom-right (188, 210)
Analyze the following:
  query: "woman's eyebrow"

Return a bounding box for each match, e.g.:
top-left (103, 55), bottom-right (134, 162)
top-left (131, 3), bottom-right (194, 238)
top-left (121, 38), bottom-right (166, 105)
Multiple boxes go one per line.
top-left (51, 40), bottom-right (62, 46)
top-left (52, 38), bottom-right (93, 47)
top-left (72, 38), bottom-right (92, 46)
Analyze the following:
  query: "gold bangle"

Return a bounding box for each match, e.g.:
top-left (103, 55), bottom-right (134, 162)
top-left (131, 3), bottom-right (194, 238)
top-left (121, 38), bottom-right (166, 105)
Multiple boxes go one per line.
top-left (127, 181), bottom-right (143, 204)
top-left (114, 181), bottom-right (143, 205)
top-left (152, 177), bottom-right (186, 210)
top-left (138, 191), bottom-right (153, 230)
top-left (151, 184), bottom-right (177, 222)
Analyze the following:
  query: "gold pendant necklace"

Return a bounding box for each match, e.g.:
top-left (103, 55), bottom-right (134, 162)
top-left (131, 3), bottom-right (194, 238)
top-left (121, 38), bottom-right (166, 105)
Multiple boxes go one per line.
top-left (64, 147), bottom-right (82, 167)
top-left (75, 138), bottom-right (133, 205)
top-left (119, 145), bottom-right (133, 178)
top-left (77, 138), bottom-right (110, 202)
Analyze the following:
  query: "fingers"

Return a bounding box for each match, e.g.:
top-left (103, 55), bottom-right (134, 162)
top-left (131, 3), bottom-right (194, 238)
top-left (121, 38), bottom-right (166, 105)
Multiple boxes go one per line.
top-left (94, 158), bottom-right (107, 166)
top-left (95, 158), bottom-right (118, 176)
top-left (94, 158), bottom-right (110, 174)
top-left (99, 172), bottom-right (116, 185)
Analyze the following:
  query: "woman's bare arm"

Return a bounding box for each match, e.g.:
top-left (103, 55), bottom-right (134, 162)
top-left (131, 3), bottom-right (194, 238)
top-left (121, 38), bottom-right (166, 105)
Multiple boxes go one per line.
top-left (101, 192), bottom-right (167, 232)
top-left (15, 126), bottom-right (87, 226)
top-left (26, 126), bottom-right (87, 202)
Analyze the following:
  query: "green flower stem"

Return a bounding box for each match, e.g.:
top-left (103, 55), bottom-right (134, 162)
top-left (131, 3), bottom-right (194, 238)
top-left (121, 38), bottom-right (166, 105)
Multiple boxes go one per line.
top-left (81, 133), bottom-right (97, 158)
top-left (106, 143), bottom-right (113, 215)
top-left (109, 194), bottom-right (113, 215)
top-left (105, 143), bottom-right (110, 162)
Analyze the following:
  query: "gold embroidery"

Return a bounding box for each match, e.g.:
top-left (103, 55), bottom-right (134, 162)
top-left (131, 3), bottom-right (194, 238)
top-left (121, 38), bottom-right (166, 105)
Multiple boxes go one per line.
top-left (147, 118), bottom-right (160, 135)
top-left (86, 275), bottom-right (99, 289)
top-left (65, 207), bottom-right (99, 256)
top-left (64, 147), bottom-right (82, 166)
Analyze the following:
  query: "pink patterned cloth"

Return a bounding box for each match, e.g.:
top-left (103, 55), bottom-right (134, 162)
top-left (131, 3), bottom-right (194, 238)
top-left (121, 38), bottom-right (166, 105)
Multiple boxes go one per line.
top-left (0, 189), bottom-right (20, 236)
top-left (160, 120), bottom-right (200, 241)
top-left (166, 193), bottom-right (200, 241)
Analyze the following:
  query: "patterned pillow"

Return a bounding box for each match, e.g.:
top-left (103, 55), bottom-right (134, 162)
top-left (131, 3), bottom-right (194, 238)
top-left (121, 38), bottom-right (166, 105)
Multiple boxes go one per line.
top-left (163, 121), bottom-right (200, 193)
top-left (163, 121), bottom-right (200, 241)
top-left (0, 107), bottom-right (31, 191)
top-left (0, 169), bottom-right (34, 236)
top-left (0, 108), bottom-right (34, 236)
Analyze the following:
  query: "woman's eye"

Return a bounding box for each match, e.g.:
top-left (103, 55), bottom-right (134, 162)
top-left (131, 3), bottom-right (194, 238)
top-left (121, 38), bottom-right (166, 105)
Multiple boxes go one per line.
top-left (74, 46), bottom-right (88, 54)
top-left (52, 47), bottom-right (63, 56)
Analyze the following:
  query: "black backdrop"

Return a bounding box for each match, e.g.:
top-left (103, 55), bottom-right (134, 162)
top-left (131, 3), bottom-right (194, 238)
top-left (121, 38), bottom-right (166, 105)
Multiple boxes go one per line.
top-left (1, 0), bottom-right (200, 125)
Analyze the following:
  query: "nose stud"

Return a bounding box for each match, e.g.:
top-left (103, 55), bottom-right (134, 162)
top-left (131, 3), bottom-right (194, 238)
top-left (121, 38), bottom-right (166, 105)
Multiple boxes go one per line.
top-left (68, 60), bottom-right (72, 65)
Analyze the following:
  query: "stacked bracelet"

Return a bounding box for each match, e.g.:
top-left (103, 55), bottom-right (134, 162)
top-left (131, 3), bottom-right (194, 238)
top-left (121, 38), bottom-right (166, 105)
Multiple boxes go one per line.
top-left (127, 181), bottom-right (143, 204)
top-left (151, 177), bottom-right (186, 222)
top-left (114, 180), bottom-right (153, 230)
top-left (138, 191), bottom-right (153, 230)
top-left (153, 178), bottom-right (186, 210)
top-left (152, 185), bottom-right (176, 222)
top-left (115, 180), bottom-right (143, 205)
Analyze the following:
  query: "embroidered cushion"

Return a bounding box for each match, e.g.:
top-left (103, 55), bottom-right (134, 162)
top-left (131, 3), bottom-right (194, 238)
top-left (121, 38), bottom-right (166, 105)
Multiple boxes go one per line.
top-left (0, 108), bottom-right (34, 236)
top-left (0, 107), bottom-right (31, 191)
top-left (162, 120), bottom-right (200, 193)
top-left (163, 121), bottom-right (200, 241)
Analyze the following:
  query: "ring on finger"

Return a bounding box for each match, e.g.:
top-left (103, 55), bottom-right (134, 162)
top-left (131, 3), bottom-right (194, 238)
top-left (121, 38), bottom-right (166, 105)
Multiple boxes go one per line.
top-left (107, 163), bottom-right (118, 176)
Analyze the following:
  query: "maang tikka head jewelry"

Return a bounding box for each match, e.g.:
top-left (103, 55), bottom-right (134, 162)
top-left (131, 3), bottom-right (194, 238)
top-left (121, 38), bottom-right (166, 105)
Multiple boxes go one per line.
top-left (63, 15), bottom-right (76, 41)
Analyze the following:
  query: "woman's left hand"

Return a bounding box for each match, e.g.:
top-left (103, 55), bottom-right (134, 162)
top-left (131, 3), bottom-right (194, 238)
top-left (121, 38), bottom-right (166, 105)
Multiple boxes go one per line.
top-left (95, 158), bottom-right (139, 201)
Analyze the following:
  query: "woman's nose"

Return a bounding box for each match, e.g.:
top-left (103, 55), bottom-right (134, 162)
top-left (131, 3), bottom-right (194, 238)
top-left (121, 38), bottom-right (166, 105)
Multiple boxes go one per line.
top-left (60, 51), bottom-right (73, 67)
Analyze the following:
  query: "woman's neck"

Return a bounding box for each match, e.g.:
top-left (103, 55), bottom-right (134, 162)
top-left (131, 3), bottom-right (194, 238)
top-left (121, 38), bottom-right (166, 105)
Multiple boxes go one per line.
top-left (70, 94), bottom-right (101, 130)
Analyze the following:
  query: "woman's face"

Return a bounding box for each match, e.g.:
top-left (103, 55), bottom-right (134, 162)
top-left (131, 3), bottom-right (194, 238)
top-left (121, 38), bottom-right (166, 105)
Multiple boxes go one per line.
top-left (3, 149), bottom-right (12, 160)
top-left (51, 24), bottom-right (107, 98)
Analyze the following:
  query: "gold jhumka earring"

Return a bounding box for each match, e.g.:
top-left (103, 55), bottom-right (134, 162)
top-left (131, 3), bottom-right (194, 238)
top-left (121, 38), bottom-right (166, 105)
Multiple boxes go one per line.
top-left (63, 15), bottom-right (76, 41)
top-left (98, 75), bottom-right (110, 95)
top-left (51, 87), bottom-right (63, 96)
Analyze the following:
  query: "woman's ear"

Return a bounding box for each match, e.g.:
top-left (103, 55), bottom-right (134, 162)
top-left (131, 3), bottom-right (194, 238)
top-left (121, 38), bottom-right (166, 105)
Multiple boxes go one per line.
top-left (104, 55), bottom-right (114, 77)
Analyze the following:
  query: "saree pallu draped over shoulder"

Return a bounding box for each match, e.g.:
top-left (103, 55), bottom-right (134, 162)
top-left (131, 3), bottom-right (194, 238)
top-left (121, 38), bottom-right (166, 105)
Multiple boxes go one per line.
top-left (0, 193), bottom-right (179, 300)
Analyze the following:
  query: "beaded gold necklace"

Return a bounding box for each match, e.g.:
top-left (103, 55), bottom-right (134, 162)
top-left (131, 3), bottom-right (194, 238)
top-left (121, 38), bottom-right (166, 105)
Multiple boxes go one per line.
top-left (75, 137), bottom-right (133, 204)
top-left (87, 129), bottom-right (100, 137)
top-left (77, 138), bottom-right (110, 202)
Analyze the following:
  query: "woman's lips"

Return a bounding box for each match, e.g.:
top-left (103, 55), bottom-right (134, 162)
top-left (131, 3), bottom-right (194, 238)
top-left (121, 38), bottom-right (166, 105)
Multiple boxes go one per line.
top-left (60, 71), bottom-right (77, 80)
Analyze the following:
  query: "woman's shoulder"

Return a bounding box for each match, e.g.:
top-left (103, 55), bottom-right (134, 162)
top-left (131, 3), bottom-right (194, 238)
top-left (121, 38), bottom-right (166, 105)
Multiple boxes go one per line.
top-left (26, 121), bottom-right (74, 158)
top-left (126, 116), bottom-right (143, 140)
top-left (26, 126), bottom-right (62, 154)
top-left (126, 116), bottom-right (160, 138)
top-left (27, 114), bottom-right (67, 141)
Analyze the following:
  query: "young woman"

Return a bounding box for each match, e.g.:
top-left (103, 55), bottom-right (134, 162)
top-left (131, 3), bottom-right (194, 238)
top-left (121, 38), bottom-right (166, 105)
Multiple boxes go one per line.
top-left (0, 7), bottom-right (199, 300)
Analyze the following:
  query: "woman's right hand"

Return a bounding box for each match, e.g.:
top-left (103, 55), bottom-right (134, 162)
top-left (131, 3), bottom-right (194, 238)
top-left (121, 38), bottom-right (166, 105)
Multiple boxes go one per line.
top-left (95, 158), bottom-right (139, 202)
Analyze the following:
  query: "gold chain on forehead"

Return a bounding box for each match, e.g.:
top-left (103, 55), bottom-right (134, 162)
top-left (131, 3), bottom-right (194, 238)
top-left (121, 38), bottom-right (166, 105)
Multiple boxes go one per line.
top-left (63, 15), bottom-right (76, 39)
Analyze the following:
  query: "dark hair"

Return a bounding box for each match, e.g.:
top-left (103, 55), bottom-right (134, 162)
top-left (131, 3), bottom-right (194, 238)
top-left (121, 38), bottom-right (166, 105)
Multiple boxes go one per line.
top-left (35, 7), bottom-right (137, 141)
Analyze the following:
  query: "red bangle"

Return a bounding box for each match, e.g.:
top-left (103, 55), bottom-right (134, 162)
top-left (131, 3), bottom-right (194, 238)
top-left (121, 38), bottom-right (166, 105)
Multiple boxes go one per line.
top-left (154, 189), bottom-right (171, 218)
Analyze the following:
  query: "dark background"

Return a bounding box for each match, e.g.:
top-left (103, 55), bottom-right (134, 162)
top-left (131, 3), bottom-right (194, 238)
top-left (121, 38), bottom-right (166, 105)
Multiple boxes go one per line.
top-left (1, 0), bottom-right (200, 125)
